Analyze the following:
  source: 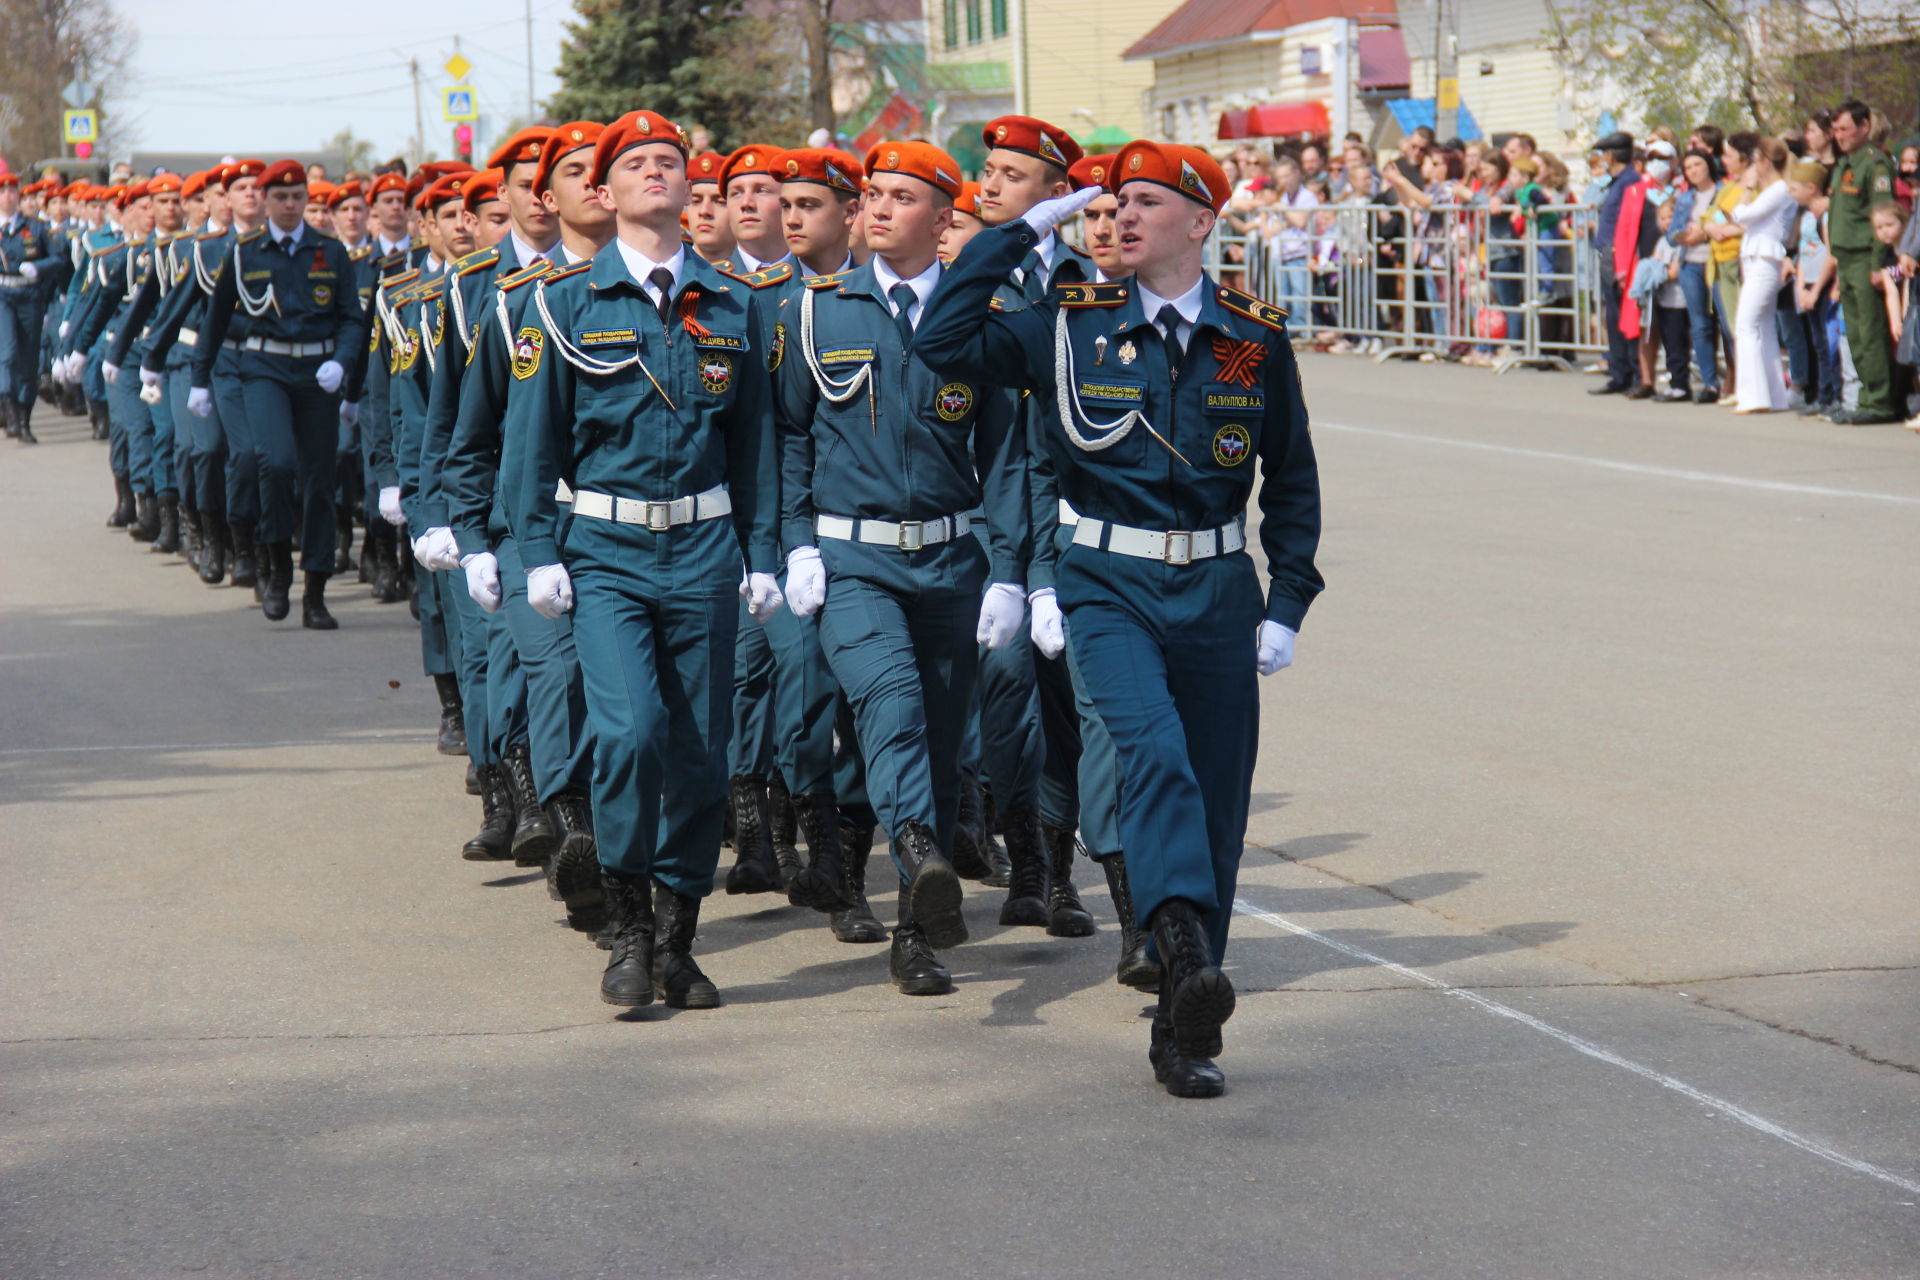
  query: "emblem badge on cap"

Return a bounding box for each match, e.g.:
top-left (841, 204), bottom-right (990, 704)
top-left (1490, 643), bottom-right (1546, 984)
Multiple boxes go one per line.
top-left (1129, 153), bottom-right (1144, 172)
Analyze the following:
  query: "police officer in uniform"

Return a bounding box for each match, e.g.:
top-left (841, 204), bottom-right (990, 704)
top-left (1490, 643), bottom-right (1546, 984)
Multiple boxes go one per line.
top-left (919, 140), bottom-right (1324, 1097)
top-left (1825, 100), bottom-right (1900, 425)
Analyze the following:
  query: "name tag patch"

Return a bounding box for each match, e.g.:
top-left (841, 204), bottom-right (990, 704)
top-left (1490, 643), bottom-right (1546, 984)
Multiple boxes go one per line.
top-left (577, 328), bottom-right (636, 347)
top-left (1077, 379), bottom-right (1144, 403)
top-left (819, 346), bottom-right (874, 364)
top-left (692, 332), bottom-right (745, 350)
top-left (1205, 390), bottom-right (1263, 412)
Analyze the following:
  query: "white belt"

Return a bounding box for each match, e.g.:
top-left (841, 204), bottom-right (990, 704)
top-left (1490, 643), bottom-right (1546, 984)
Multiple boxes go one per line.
top-left (104, 329), bottom-right (116, 343)
top-left (1058, 499), bottom-right (1081, 527)
top-left (177, 328), bottom-right (198, 348)
top-left (816, 512), bottom-right (971, 551)
top-left (241, 337), bottom-right (334, 357)
top-left (570, 485), bottom-right (730, 531)
top-left (1070, 516), bottom-right (1244, 565)
top-left (0, 274), bottom-right (32, 289)
top-left (556, 479), bottom-right (574, 503)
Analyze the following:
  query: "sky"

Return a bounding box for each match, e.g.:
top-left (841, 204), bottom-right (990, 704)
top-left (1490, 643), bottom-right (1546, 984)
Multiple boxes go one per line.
top-left (111, 0), bottom-right (574, 162)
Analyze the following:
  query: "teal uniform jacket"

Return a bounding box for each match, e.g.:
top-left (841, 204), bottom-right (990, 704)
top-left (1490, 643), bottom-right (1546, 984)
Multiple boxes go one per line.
top-left (143, 228), bottom-right (241, 370)
top-left (386, 268), bottom-right (447, 525)
top-left (105, 231), bottom-right (194, 369)
top-left (361, 265), bottom-right (424, 496)
top-left (192, 225), bottom-right (366, 389)
top-left (419, 240), bottom-right (521, 532)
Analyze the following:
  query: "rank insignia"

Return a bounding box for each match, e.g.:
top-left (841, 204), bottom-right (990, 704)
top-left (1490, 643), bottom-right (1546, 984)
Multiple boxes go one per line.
top-left (768, 321), bottom-right (786, 372)
top-left (699, 352), bottom-right (734, 393)
top-left (511, 326), bottom-right (542, 381)
top-left (312, 284), bottom-right (332, 307)
top-left (1212, 424), bottom-right (1251, 466)
top-left (1210, 336), bottom-right (1265, 388)
top-left (1117, 340), bottom-right (1137, 366)
top-left (935, 382), bottom-right (975, 421)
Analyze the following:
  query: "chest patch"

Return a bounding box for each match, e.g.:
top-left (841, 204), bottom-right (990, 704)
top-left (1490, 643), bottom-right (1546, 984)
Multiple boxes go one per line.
top-left (936, 382), bottom-right (974, 421)
top-left (819, 346), bottom-right (874, 364)
top-left (578, 328), bottom-right (636, 347)
top-left (312, 284), bottom-right (332, 308)
top-left (1204, 390), bottom-right (1264, 413)
top-left (699, 351), bottom-right (734, 393)
top-left (1213, 424), bottom-right (1251, 466)
top-left (1077, 379), bottom-right (1144, 403)
top-left (512, 327), bottom-right (543, 381)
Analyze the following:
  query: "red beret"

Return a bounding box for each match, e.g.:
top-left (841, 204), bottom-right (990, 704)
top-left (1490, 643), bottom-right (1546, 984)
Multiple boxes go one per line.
top-left (778, 147), bottom-right (863, 196)
top-left (718, 144), bottom-right (782, 192)
top-left (1112, 140), bottom-right (1229, 214)
top-left (66, 181), bottom-right (90, 200)
top-left (420, 171), bottom-right (473, 212)
top-left (984, 115), bottom-right (1083, 170)
top-left (258, 159), bottom-right (306, 191)
top-left (120, 181), bottom-right (151, 207)
top-left (221, 159), bottom-right (267, 188)
top-left (147, 174), bottom-right (184, 196)
top-left (862, 141), bottom-right (964, 199)
top-left (180, 171), bottom-right (210, 199)
top-left (487, 126), bottom-right (559, 173)
top-left (952, 181), bottom-right (984, 218)
top-left (462, 168), bottom-right (504, 213)
top-left (688, 151), bottom-right (726, 186)
top-left (307, 179), bottom-right (336, 202)
top-left (0, 174), bottom-right (19, 190)
top-left (326, 180), bottom-right (365, 208)
top-left (366, 172), bottom-right (408, 200)
top-left (18, 178), bottom-right (43, 195)
top-left (1069, 153), bottom-right (1117, 190)
top-left (535, 121), bottom-right (604, 195)
top-left (591, 110), bottom-right (688, 185)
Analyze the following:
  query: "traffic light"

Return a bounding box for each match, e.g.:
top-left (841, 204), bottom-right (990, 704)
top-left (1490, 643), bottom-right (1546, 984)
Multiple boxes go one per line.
top-left (74, 141), bottom-right (92, 159)
top-left (453, 123), bottom-right (473, 164)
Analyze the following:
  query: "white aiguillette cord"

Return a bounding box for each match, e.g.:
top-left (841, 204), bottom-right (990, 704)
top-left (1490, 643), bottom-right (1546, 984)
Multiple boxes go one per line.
top-left (1053, 308), bottom-right (1190, 465)
top-left (533, 277), bottom-right (676, 409)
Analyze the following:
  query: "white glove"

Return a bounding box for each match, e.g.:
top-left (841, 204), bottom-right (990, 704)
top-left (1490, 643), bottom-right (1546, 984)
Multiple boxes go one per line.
top-left (315, 359), bottom-right (344, 393)
top-left (378, 485), bottom-right (405, 527)
top-left (62, 352), bottom-right (84, 382)
top-left (187, 386), bottom-right (212, 418)
top-left (138, 368), bottom-right (163, 393)
top-left (339, 400), bottom-right (359, 428)
top-left (462, 551), bottom-right (502, 613)
top-left (19, 261), bottom-right (37, 282)
top-left (1256, 620), bottom-right (1296, 676)
top-left (101, 359), bottom-right (120, 384)
top-left (1029, 587), bottom-right (1065, 659)
top-left (785, 546), bottom-right (827, 618)
top-left (976, 581), bottom-right (1025, 650)
top-left (414, 525), bottom-right (462, 571)
top-left (50, 357), bottom-right (66, 385)
top-left (58, 320), bottom-right (71, 340)
top-left (138, 379), bottom-right (163, 406)
top-left (1021, 185), bottom-right (1105, 237)
top-left (741, 571), bottom-right (785, 623)
top-left (526, 562), bottom-right (574, 618)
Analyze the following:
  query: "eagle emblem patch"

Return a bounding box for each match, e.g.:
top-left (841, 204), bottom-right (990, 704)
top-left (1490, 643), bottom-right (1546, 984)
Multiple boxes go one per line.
top-left (511, 326), bottom-right (542, 381)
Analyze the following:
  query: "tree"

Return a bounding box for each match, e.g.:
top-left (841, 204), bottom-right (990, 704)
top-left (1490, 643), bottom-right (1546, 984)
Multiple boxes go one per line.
top-left (0, 0), bottom-right (134, 165)
top-left (321, 126), bottom-right (378, 174)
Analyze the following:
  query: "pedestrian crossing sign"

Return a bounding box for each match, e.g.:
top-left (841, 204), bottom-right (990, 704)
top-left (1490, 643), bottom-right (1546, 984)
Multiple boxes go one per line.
top-left (62, 109), bottom-right (98, 144)
top-left (443, 87), bottom-right (478, 123)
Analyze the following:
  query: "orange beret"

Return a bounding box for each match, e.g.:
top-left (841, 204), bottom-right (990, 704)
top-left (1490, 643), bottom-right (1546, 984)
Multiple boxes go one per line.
top-left (0, 174), bottom-right (18, 190)
top-left (147, 173), bottom-right (184, 196)
top-left (121, 181), bottom-right (151, 207)
top-left (326, 180), bottom-right (364, 208)
top-left (688, 151), bottom-right (726, 186)
top-left (180, 171), bottom-right (210, 199)
top-left (258, 159), bottom-right (306, 191)
top-left (535, 121), bottom-right (604, 195)
top-left (952, 182), bottom-right (984, 218)
top-left (984, 115), bottom-right (1083, 170)
top-left (591, 110), bottom-right (688, 185)
top-left (718, 144), bottom-right (782, 192)
top-left (63, 181), bottom-right (89, 200)
top-left (462, 168), bottom-right (504, 213)
top-left (1112, 140), bottom-right (1229, 214)
top-left (419, 171), bottom-right (472, 212)
top-left (862, 141), bottom-right (964, 199)
top-left (366, 172), bottom-right (408, 200)
top-left (18, 178), bottom-right (43, 195)
top-left (1068, 153), bottom-right (1117, 190)
top-left (307, 179), bottom-right (335, 202)
top-left (487, 126), bottom-right (558, 174)
top-left (778, 147), bottom-right (863, 196)
top-left (222, 159), bottom-right (267, 187)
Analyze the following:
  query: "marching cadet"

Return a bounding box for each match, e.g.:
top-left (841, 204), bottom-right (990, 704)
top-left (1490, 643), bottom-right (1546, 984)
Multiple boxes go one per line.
top-left (1, 172), bottom-right (56, 444)
top-left (321, 181), bottom-right (373, 578)
top-left (189, 160), bottom-right (367, 628)
top-left (1070, 154), bottom-right (1123, 280)
top-left (353, 171), bottom-right (415, 604)
top-left (685, 151), bottom-right (735, 266)
top-left (104, 173), bottom-right (192, 557)
top-left (917, 142), bottom-right (1324, 1097)
top-left (718, 144), bottom-right (792, 273)
top-left (775, 140), bottom-right (1030, 996)
top-left (369, 171), bottom-right (414, 264)
top-left (500, 109), bottom-right (783, 1010)
top-left (936, 183), bottom-right (986, 264)
top-left (56, 184), bottom-right (124, 455)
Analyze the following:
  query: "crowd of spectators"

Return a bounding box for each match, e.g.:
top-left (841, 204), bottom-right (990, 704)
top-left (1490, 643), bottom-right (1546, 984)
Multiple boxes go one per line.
top-left (1216, 99), bottom-right (1920, 430)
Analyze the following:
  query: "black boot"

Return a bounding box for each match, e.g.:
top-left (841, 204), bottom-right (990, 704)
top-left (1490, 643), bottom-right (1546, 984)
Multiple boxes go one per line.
top-left (152, 497), bottom-right (181, 554)
top-left (106, 475), bottom-right (135, 528)
top-left (722, 774), bottom-right (780, 895)
top-left (334, 505), bottom-right (355, 574)
top-left (1149, 987), bottom-right (1226, 1099)
top-left (1102, 853), bottom-right (1162, 992)
top-left (259, 542), bottom-right (292, 620)
top-left (301, 571), bottom-right (336, 628)
top-left (464, 761), bottom-right (481, 795)
top-left (889, 900), bottom-right (953, 997)
top-left (89, 398), bottom-right (109, 439)
top-left (768, 772), bottom-right (804, 893)
top-left (652, 884), bottom-right (720, 1009)
top-left (789, 790), bottom-right (854, 912)
top-left (997, 805), bottom-right (1050, 927)
top-left (2, 398), bottom-right (16, 437)
top-left (950, 769), bottom-right (992, 879)
top-left (433, 672), bottom-right (466, 756)
top-left (228, 521), bottom-right (257, 589)
top-left (546, 791), bottom-right (605, 933)
top-left (460, 764), bottom-right (516, 860)
top-left (599, 871), bottom-right (655, 1006)
top-left (131, 491), bottom-right (160, 542)
top-left (893, 819), bottom-right (967, 949)
top-left (198, 513), bottom-right (228, 584)
top-left (503, 742), bottom-right (558, 867)
top-left (1150, 899), bottom-right (1235, 1062)
top-left (830, 817), bottom-right (887, 943)
top-left (179, 504), bottom-right (202, 568)
top-left (15, 400), bottom-right (37, 445)
top-left (1042, 821), bottom-right (1095, 938)
top-left (369, 525), bottom-right (400, 601)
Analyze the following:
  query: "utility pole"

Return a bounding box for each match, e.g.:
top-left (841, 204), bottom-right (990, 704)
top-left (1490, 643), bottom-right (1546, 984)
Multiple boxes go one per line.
top-left (525, 0), bottom-right (537, 121)
top-left (409, 56), bottom-right (426, 166)
top-left (1434, 0), bottom-right (1459, 140)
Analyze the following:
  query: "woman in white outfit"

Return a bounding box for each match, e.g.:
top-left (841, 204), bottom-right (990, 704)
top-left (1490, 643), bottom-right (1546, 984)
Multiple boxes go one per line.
top-left (1725, 133), bottom-right (1795, 413)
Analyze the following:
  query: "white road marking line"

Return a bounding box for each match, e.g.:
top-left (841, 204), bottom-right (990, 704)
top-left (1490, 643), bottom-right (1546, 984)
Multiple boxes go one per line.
top-left (1232, 897), bottom-right (1920, 1196)
top-left (0, 735), bottom-right (438, 757)
top-left (1318, 421), bottom-right (1920, 506)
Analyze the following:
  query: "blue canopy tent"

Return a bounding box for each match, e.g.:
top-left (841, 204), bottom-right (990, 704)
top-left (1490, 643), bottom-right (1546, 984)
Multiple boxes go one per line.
top-left (1386, 97), bottom-right (1481, 142)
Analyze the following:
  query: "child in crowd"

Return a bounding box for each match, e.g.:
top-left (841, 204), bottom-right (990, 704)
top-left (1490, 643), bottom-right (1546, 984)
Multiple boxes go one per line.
top-left (1647, 198), bottom-right (1693, 400)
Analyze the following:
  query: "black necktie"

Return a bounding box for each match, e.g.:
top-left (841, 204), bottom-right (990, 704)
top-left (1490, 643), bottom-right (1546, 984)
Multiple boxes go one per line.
top-left (1156, 303), bottom-right (1186, 370)
top-left (889, 281), bottom-right (918, 349)
top-left (648, 266), bottom-right (675, 325)
top-left (1019, 248), bottom-right (1047, 303)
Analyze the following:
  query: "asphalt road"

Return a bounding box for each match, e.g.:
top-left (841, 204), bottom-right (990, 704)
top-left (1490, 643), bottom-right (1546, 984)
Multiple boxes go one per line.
top-left (4, 357), bottom-right (1918, 1279)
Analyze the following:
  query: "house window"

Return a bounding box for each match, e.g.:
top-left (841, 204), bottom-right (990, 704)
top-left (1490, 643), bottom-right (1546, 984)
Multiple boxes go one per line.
top-left (943, 0), bottom-right (958, 49)
top-left (966, 0), bottom-right (983, 43)
top-left (991, 0), bottom-right (1008, 37)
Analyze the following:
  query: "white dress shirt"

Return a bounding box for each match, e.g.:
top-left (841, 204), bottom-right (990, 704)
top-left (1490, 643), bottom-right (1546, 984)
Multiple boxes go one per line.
top-left (871, 254), bottom-right (942, 329)
top-left (614, 239), bottom-right (685, 310)
top-left (1136, 274), bottom-right (1207, 353)
top-left (509, 231), bottom-right (558, 270)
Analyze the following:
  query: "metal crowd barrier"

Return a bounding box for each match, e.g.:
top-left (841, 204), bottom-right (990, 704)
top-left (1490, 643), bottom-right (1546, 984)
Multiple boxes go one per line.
top-left (1204, 202), bottom-right (1606, 373)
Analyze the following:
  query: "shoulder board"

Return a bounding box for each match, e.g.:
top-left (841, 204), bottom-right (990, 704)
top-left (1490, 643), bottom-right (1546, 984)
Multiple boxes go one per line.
top-left (804, 270), bottom-right (852, 291)
top-left (720, 261), bottom-right (794, 290)
top-left (542, 261), bottom-right (592, 284)
top-left (380, 267), bottom-right (420, 291)
top-left (415, 279), bottom-right (446, 300)
top-left (1053, 280), bottom-right (1128, 307)
top-left (1216, 286), bottom-right (1288, 332)
top-left (454, 246), bottom-right (500, 276)
top-left (496, 261), bottom-right (554, 292)
top-left (409, 236), bottom-right (427, 252)
top-left (1061, 242), bottom-right (1093, 262)
top-left (236, 228), bottom-right (266, 244)
top-left (196, 229), bottom-right (225, 241)
top-left (348, 244), bottom-right (373, 261)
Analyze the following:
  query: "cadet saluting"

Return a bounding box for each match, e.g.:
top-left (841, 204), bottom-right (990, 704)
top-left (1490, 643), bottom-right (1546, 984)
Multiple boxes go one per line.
top-left (917, 141), bottom-right (1324, 1098)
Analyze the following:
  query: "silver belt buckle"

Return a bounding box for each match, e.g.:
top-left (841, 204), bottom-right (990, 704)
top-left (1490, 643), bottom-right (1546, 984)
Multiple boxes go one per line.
top-left (1162, 531), bottom-right (1193, 565)
top-left (896, 520), bottom-right (925, 551)
top-left (644, 500), bottom-right (672, 531)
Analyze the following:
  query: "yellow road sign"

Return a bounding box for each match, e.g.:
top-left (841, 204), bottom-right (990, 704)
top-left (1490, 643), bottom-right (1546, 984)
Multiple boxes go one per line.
top-left (62, 109), bottom-right (98, 144)
top-left (444, 54), bottom-right (472, 82)
top-left (443, 86), bottom-right (478, 122)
